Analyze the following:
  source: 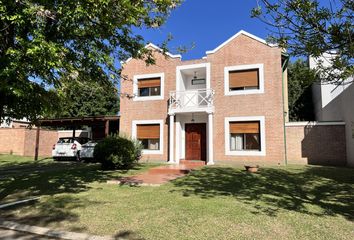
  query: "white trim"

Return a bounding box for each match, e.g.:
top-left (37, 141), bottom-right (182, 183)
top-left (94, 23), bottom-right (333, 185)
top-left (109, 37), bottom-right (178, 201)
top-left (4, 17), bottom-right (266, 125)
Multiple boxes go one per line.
top-left (224, 116), bottom-right (266, 156)
top-left (176, 63), bottom-right (211, 91)
top-left (285, 121), bottom-right (346, 127)
top-left (146, 43), bottom-right (182, 59)
top-left (133, 73), bottom-right (164, 101)
top-left (224, 64), bottom-right (264, 96)
top-left (206, 30), bottom-right (277, 55)
top-left (121, 43), bottom-right (182, 64)
top-left (132, 119), bottom-right (164, 155)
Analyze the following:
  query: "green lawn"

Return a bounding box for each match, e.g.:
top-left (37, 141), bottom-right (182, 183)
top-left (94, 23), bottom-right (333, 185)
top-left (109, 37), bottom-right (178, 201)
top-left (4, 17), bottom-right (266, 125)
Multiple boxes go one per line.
top-left (0, 155), bottom-right (353, 240)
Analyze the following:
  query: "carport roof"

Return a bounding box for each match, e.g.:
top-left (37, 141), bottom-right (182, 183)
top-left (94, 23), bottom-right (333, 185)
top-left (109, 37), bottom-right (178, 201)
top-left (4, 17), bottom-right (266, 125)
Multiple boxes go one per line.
top-left (37, 115), bottom-right (120, 127)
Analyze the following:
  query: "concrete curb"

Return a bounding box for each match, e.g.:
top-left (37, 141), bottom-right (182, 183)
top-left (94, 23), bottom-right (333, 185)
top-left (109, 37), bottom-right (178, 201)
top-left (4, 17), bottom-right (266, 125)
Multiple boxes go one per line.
top-left (0, 219), bottom-right (115, 240)
top-left (0, 197), bottom-right (40, 209)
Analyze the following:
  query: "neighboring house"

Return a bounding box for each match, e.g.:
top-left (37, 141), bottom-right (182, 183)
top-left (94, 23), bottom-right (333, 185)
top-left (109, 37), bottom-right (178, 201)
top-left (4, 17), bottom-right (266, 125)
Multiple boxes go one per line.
top-left (120, 30), bottom-right (289, 165)
top-left (310, 53), bottom-right (354, 166)
top-left (0, 118), bottom-right (31, 128)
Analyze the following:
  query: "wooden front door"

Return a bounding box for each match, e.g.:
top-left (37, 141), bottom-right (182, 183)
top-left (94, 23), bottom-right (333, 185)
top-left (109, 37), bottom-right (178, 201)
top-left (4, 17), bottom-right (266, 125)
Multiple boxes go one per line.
top-left (185, 123), bottom-right (206, 161)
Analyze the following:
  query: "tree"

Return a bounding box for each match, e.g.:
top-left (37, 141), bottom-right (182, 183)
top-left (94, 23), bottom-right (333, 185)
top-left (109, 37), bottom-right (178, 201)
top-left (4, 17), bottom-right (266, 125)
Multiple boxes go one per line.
top-left (288, 59), bottom-right (318, 121)
top-left (55, 77), bottom-right (119, 118)
top-left (252, 0), bottom-right (353, 83)
top-left (0, 0), bottom-right (181, 122)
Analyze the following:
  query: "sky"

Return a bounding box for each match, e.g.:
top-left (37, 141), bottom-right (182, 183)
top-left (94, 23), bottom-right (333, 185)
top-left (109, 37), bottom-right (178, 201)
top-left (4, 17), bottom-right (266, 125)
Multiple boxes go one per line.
top-left (134, 0), bottom-right (271, 60)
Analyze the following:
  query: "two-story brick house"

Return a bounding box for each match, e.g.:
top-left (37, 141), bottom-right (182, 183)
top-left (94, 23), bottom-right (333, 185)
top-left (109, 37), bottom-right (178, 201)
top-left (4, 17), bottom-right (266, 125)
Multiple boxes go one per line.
top-left (120, 30), bottom-right (288, 165)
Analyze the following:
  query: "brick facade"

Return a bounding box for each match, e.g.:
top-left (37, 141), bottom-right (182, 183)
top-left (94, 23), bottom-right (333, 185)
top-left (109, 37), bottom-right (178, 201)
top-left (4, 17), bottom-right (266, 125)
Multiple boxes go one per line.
top-left (120, 31), bottom-right (286, 165)
top-left (0, 128), bottom-right (58, 157)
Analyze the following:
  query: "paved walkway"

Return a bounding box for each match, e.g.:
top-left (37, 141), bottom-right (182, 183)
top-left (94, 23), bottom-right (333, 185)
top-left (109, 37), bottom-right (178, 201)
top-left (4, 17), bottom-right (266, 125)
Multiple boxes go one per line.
top-left (108, 161), bottom-right (205, 186)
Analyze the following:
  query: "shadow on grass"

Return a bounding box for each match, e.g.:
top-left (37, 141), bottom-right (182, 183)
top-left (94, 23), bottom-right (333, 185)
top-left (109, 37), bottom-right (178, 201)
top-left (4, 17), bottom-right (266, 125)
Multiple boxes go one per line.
top-left (0, 162), bottom-right (146, 202)
top-left (113, 230), bottom-right (145, 240)
top-left (171, 166), bottom-right (354, 221)
top-left (0, 160), bottom-right (149, 231)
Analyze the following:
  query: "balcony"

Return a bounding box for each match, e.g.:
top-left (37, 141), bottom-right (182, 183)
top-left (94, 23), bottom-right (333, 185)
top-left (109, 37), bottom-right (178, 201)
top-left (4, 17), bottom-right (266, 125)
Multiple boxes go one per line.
top-left (169, 89), bottom-right (215, 114)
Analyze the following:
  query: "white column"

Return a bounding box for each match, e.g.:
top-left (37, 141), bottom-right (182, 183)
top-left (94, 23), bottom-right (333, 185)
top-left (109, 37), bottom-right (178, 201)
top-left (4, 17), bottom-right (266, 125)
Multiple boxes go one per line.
top-left (207, 112), bottom-right (214, 165)
top-left (168, 114), bottom-right (175, 163)
top-left (175, 115), bottom-right (180, 164)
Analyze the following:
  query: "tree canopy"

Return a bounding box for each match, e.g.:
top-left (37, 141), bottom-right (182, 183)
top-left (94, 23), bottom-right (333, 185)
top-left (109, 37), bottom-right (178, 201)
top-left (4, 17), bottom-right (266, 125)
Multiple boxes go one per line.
top-left (288, 59), bottom-right (318, 121)
top-left (0, 0), bottom-right (181, 122)
top-left (252, 0), bottom-right (353, 83)
top-left (54, 77), bottom-right (119, 118)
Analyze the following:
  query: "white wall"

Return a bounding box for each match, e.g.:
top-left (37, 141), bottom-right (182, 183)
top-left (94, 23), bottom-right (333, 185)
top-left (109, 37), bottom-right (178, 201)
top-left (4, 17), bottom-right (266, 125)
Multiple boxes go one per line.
top-left (310, 55), bottom-right (354, 166)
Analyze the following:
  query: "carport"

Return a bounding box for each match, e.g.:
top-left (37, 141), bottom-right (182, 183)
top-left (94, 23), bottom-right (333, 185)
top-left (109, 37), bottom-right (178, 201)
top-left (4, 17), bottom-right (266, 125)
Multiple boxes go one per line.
top-left (34, 115), bottom-right (120, 160)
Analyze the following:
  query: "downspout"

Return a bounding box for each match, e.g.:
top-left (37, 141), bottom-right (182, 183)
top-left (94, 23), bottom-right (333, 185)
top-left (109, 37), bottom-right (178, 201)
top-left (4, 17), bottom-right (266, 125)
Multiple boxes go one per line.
top-left (281, 53), bottom-right (289, 166)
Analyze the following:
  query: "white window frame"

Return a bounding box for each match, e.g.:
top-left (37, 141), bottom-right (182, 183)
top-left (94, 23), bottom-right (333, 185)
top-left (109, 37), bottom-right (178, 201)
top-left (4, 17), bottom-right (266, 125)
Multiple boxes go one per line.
top-left (133, 73), bottom-right (164, 101)
top-left (224, 63), bottom-right (264, 96)
top-left (132, 120), bottom-right (164, 155)
top-left (224, 116), bottom-right (266, 156)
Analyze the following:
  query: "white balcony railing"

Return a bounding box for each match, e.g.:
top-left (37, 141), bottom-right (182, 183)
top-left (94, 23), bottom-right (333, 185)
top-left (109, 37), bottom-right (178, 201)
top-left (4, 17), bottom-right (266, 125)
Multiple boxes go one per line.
top-left (169, 89), bottom-right (215, 112)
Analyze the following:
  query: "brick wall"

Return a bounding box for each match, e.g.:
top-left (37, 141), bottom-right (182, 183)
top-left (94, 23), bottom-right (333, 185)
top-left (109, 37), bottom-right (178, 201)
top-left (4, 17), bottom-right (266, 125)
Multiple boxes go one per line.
top-left (286, 122), bottom-right (346, 166)
top-left (0, 128), bottom-right (58, 157)
top-left (209, 34), bottom-right (285, 165)
top-left (0, 128), bottom-right (26, 155)
top-left (23, 129), bottom-right (58, 157)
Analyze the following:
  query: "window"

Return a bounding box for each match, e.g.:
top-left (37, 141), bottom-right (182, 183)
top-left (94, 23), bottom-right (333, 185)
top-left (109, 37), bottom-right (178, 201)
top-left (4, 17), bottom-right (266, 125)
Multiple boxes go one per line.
top-left (229, 122), bottom-right (260, 151)
top-left (136, 124), bottom-right (160, 150)
top-left (229, 69), bottom-right (259, 91)
top-left (225, 116), bottom-right (266, 156)
top-left (138, 77), bottom-right (161, 97)
top-left (133, 73), bottom-right (164, 101)
top-left (224, 64), bottom-right (264, 95)
top-left (191, 79), bottom-right (206, 85)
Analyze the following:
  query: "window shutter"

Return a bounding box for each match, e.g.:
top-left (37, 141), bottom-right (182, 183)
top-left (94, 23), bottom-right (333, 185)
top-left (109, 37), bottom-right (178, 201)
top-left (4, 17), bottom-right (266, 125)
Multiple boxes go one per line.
top-left (137, 124), bottom-right (160, 139)
top-left (229, 69), bottom-right (259, 88)
top-left (138, 77), bottom-right (161, 88)
top-left (229, 121), bottom-right (259, 134)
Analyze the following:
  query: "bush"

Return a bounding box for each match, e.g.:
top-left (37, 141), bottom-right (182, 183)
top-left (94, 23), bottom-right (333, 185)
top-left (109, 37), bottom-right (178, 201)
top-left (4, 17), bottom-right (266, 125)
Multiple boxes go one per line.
top-left (94, 134), bottom-right (142, 170)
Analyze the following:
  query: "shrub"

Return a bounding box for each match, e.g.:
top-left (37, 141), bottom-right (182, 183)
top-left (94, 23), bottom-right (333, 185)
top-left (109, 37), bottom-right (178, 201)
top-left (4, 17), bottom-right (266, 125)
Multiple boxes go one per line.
top-left (94, 134), bottom-right (142, 170)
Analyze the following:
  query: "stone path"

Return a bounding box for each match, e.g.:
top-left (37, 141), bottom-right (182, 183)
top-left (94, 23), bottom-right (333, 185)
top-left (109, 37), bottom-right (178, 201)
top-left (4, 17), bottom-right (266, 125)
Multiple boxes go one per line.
top-left (108, 161), bottom-right (205, 186)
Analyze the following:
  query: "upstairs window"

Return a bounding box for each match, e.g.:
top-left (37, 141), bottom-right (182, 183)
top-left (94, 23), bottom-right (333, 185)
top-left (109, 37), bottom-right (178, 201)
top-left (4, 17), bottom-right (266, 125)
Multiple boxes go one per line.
top-left (138, 77), bottom-right (161, 97)
top-left (229, 69), bottom-right (259, 91)
top-left (133, 73), bottom-right (164, 101)
top-left (229, 121), bottom-right (260, 151)
top-left (224, 64), bottom-right (264, 95)
top-left (136, 124), bottom-right (160, 150)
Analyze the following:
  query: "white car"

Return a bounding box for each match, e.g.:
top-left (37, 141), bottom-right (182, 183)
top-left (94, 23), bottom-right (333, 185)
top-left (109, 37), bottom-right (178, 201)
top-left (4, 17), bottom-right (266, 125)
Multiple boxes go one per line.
top-left (79, 141), bottom-right (98, 162)
top-left (52, 137), bottom-right (90, 161)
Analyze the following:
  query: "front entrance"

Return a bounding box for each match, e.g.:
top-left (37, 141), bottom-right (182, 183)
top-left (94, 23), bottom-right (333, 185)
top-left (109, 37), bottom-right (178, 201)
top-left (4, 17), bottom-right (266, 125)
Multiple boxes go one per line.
top-left (185, 123), bottom-right (206, 161)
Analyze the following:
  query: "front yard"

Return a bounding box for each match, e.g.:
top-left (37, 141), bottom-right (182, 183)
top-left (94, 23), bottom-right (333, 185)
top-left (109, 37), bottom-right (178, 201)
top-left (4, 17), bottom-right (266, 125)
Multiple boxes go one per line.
top-left (0, 155), bottom-right (353, 240)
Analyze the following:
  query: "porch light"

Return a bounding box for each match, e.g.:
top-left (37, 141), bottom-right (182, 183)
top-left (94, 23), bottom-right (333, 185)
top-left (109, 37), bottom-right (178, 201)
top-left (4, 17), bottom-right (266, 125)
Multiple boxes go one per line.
top-left (192, 71), bottom-right (206, 85)
top-left (191, 113), bottom-right (195, 122)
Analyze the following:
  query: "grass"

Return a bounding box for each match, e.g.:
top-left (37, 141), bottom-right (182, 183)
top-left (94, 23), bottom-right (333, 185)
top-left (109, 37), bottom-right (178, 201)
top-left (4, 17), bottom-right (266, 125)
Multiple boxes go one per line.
top-left (0, 154), bottom-right (47, 166)
top-left (0, 155), bottom-right (353, 240)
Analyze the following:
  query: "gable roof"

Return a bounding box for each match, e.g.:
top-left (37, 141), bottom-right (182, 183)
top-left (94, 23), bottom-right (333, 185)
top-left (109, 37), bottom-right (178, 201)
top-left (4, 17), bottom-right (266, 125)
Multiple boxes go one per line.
top-left (121, 43), bottom-right (182, 64)
top-left (205, 30), bottom-right (277, 55)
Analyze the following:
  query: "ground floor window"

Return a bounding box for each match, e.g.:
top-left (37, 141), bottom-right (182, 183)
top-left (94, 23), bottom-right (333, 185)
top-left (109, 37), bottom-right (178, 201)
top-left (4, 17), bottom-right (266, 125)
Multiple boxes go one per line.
top-left (135, 123), bottom-right (161, 152)
top-left (225, 117), bottom-right (265, 156)
top-left (140, 138), bottom-right (160, 150)
top-left (230, 133), bottom-right (260, 151)
top-left (229, 121), bottom-right (260, 151)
